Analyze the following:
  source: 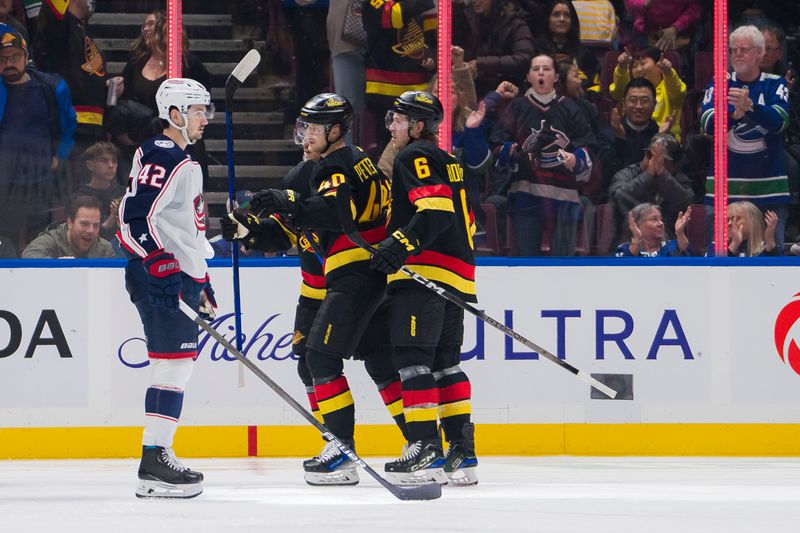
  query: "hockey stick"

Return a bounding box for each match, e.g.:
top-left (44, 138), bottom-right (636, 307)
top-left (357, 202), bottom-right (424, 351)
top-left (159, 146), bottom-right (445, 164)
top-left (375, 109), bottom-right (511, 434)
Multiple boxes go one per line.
top-left (224, 49), bottom-right (261, 384)
top-left (178, 300), bottom-right (442, 501)
top-left (334, 183), bottom-right (618, 399)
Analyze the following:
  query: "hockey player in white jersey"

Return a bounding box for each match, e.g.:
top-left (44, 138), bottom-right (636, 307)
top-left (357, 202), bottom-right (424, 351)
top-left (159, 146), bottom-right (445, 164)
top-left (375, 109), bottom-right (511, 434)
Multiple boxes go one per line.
top-left (118, 78), bottom-right (215, 499)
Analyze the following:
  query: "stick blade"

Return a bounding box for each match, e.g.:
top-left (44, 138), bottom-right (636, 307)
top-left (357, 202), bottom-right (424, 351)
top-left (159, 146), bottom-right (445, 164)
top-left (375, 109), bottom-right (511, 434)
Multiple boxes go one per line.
top-left (230, 49), bottom-right (261, 84)
top-left (391, 482), bottom-right (442, 501)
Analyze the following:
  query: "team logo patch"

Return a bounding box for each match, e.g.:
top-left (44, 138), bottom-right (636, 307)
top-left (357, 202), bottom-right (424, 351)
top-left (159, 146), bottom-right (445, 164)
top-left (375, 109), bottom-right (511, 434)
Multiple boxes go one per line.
top-left (1, 33), bottom-right (14, 45)
top-left (193, 194), bottom-right (207, 231)
top-left (775, 292), bottom-right (800, 376)
top-left (155, 140), bottom-right (175, 148)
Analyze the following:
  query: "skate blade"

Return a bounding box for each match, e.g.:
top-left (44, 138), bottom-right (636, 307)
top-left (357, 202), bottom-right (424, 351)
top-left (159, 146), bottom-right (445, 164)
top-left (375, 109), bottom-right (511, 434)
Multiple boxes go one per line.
top-left (304, 468), bottom-right (359, 486)
top-left (386, 467), bottom-right (447, 486)
top-left (445, 465), bottom-right (479, 486)
top-left (135, 479), bottom-right (203, 499)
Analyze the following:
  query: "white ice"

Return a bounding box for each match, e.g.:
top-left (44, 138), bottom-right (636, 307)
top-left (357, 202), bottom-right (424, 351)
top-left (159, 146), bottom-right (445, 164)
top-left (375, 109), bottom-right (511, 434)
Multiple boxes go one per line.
top-left (2, 456), bottom-right (800, 533)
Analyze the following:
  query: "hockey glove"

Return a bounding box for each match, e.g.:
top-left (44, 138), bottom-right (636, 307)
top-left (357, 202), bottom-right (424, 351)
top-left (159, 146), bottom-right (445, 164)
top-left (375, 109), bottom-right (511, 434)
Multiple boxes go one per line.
top-left (250, 189), bottom-right (299, 219)
top-left (221, 209), bottom-right (260, 244)
top-left (370, 229), bottom-right (421, 275)
top-left (142, 249), bottom-right (182, 311)
top-left (199, 279), bottom-right (218, 321)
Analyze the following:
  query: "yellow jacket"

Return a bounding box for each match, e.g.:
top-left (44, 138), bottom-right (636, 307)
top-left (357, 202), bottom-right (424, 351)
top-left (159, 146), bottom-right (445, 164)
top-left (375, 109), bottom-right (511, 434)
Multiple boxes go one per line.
top-left (609, 66), bottom-right (687, 141)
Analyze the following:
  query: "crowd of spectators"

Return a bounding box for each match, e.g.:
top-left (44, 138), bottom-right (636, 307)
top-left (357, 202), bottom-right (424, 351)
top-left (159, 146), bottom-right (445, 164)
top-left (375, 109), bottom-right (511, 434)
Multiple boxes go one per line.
top-left (1, 0), bottom-right (800, 259)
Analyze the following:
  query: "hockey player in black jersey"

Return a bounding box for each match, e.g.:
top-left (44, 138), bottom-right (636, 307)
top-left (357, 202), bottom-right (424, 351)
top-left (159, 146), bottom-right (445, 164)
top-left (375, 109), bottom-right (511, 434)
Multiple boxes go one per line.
top-left (244, 93), bottom-right (399, 486)
top-left (222, 138), bottom-right (408, 485)
top-left (372, 90), bottom-right (479, 486)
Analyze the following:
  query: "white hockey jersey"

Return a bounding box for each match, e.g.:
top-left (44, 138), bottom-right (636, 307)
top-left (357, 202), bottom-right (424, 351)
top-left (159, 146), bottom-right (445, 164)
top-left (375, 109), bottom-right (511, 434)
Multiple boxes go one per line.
top-left (118, 134), bottom-right (213, 279)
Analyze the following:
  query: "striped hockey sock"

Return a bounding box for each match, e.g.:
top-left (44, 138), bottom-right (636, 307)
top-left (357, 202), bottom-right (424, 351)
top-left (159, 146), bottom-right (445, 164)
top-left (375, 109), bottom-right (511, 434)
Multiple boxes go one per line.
top-left (435, 367), bottom-right (472, 443)
top-left (377, 378), bottom-right (408, 440)
top-left (314, 375), bottom-right (355, 441)
top-left (143, 386), bottom-right (184, 448)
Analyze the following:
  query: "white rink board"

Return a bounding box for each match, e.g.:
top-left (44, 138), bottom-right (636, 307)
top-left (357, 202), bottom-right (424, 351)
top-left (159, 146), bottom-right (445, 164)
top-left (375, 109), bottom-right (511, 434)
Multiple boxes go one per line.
top-left (2, 264), bottom-right (800, 427)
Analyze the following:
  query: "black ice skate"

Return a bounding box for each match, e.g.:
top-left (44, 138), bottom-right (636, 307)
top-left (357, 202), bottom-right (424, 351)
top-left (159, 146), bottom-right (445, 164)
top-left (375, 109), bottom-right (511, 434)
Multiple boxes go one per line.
top-left (303, 440), bottom-right (359, 486)
top-left (384, 438), bottom-right (447, 485)
top-left (135, 445), bottom-right (203, 499)
top-left (444, 423), bottom-right (479, 486)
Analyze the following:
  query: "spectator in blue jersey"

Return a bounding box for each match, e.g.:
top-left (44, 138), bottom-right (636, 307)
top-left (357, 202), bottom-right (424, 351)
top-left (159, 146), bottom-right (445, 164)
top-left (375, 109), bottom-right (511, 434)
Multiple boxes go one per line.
top-left (0, 23), bottom-right (76, 250)
top-left (706, 201), bottom-right (782, 257)
top-left (613, 202), bottom-right (692, 257)
top-left (701, 25), bottom-right (792, 248)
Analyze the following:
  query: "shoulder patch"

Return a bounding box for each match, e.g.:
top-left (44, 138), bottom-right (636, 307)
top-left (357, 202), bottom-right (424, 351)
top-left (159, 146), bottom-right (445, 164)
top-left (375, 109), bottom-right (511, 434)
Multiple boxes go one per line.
top-left (155, 140), bottom-right (175, 149)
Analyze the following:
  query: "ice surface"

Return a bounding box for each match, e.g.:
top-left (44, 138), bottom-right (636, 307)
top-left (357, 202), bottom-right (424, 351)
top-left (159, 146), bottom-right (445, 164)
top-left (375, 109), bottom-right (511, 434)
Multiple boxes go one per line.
top-left (2, 456), bottom-right (800, 532)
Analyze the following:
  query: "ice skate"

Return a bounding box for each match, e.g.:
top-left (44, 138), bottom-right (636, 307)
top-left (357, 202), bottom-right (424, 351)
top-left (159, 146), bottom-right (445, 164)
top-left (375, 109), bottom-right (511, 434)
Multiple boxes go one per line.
top-left (136, 446), bottom-right (203, 499)
top-left (303, 440), bottom-right (359, 486)
top-left (384, 438), bottom-right (447, 485)
top-left (444, 423), bottom-right (478, 486)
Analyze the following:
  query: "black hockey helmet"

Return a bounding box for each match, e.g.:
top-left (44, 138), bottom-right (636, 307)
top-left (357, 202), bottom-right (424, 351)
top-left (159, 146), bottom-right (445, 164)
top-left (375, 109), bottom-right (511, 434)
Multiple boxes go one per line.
top-left (389, 90), bottom-right (444, 133)
top-left (299, 93), bottom-right (353, 128)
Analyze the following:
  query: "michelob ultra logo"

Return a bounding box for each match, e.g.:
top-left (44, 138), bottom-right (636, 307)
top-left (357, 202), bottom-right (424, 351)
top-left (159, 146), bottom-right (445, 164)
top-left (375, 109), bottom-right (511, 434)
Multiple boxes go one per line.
top-left (415, 93), bottom-right (434, 104)
top-left (774, 292), bottom-right (800, 376)
top-left (324, 97), bottom-right (344, 108)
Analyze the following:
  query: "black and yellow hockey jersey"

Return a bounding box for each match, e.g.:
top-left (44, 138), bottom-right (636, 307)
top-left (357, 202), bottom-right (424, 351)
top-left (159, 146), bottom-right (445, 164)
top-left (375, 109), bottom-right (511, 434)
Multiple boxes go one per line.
top-left (33, 2), bottom-right (107, 139)
top-left (362, 0), bottom-right (437, 100)
top-left (294, 145), bottom-right (390, 282)
top-left (387, 140), bottom-right (477, 302)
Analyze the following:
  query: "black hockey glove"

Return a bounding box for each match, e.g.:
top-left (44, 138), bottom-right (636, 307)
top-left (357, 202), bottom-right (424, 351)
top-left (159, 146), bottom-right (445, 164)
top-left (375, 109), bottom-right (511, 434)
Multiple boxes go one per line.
top-left (370, 228), bottom-right (421, 274)
top-left (221, 209), bottom-right (261, 244)
top-left (141, 249), bottom-right (182, 311)
top-left (250, 189), bottom-right (299, 219)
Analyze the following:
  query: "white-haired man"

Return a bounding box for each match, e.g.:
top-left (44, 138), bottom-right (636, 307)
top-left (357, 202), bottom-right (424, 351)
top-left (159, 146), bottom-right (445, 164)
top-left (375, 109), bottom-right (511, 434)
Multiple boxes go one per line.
top-left (701, 25), bottom-right (792, 247)
top-left (118, 78), bottom-right (216, 499)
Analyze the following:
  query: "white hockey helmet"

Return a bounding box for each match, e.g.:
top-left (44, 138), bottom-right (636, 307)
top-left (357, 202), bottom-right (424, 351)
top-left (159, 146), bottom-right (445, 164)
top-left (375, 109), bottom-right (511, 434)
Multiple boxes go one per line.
top-left (156, 78), bottom-right (213, 145)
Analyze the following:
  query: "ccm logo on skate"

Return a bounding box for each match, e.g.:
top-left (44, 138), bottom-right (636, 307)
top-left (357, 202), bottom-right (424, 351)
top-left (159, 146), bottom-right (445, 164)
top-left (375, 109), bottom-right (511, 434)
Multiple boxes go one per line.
top-left (774, 292), bottom-right (800, 376)
top-left (0, 309), bottom-right (72, 359)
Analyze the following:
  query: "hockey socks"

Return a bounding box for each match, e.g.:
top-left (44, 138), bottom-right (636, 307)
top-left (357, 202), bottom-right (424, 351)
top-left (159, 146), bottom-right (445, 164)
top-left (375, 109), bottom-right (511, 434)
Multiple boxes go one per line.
top-left (305, 385), bottom-right (324, 424)
top-left (398, 365), bottom-right (439, 442)
top-left (434, 365), bottom-right (472, 444)
top-left (377, 378), bottom-right (408, 440)
top-left (143, 386), bottom-right (184, 447)
top-left (313, 375), bottom-right (355, 441)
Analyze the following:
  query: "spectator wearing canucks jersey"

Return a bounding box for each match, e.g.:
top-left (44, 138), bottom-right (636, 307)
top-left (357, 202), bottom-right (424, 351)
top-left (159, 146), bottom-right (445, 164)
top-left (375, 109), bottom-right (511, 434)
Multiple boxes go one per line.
top-left (701, 25), bottom-right (792, 248)
top-left (0, 23), bottom-right (76, 250)
top-left (489, 53), bottom-right (596, 256)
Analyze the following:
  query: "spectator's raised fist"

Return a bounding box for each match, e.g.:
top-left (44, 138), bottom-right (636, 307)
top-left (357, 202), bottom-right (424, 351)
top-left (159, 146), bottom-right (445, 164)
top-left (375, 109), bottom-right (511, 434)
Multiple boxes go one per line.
top-left (617, 47), bottom-right (633, 68)
top-left (495, 81), bottom-right (518, 99)
top-left (656, 54), bottom-right (672, 74)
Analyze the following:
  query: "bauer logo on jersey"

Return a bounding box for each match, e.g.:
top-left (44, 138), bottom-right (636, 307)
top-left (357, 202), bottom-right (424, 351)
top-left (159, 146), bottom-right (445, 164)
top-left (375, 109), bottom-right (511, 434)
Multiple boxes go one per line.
top-left (774, 292), bottom-right (800, 377)
top-left (155, 140), bottom-right (175, 149)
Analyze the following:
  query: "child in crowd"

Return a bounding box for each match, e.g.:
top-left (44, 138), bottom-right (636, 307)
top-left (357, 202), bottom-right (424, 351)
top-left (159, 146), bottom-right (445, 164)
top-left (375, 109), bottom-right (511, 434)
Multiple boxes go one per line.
top-left (609, 47), bottom-right (686, 140)
top-left (76, 142), bottom-right (125, 240)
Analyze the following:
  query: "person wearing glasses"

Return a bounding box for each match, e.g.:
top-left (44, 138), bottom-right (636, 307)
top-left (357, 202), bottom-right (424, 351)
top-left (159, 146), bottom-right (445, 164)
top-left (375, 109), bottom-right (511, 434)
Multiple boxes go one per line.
top-left (0, 24), bottom-right (76, 250)
top-left (701, 24), bottom-right (792, 249)
top-left (610, 77), bottom-right (663, 169)
top-left (609, 46), bottom-right (686, 140)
